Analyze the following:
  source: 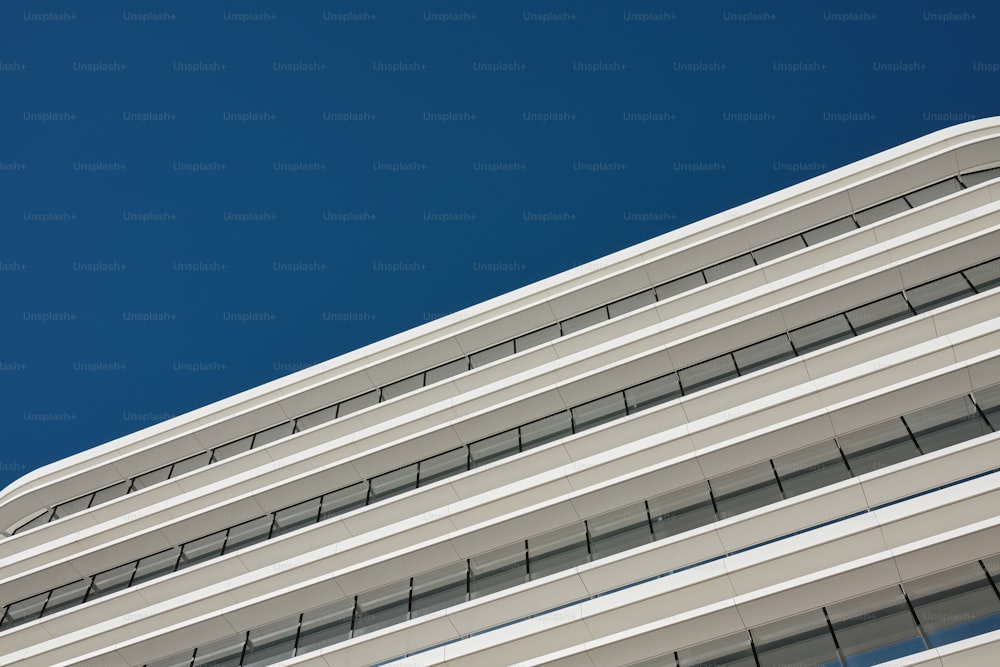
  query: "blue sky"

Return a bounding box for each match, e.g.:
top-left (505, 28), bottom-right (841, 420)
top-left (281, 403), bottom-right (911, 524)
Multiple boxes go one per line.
top-left (2, 1), bottom-right (999, 489)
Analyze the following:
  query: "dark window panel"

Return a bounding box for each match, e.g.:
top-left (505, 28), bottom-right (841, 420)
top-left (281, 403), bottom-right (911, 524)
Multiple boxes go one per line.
top-left (520, 411), bottom-right (572, 451)
top-left (242, 615), bottom-right (300, 667)
top-left (527, 523), bottom-right (590, 580)
top-left (41, 578), bottom-right (90, 616)
top-left (1, 591), bottom-right (49, 629)
top-left (960, 166), bottom-right (1000, 187)
top-left (51, 493), bottom-right (93, 520)
top-left (368, 464), bottom-right (418, 504)
top-left (145, 652), bottom-right (195, 667)
top-left (295, 404), bottom-right (338, 432)
top-left (845, 293), bottom-right (912, 335)
top-left (469, 429), bottom-right (520, 468)
top-left (253, 421), bottom-right (294, 448)
top-left (380, 373), bottom-right (425, 401)
top-left (411, 561), bottom-right (468, 618)
top-left (470, 341), bottom-right (515, 369)
top-left (515, 324), bottom-right (561, 352)
top-left (132, 548), bottom-right (181, 586)
top-left (608, 289), bottom-right (656, 318)
top-left (732, 334), bottom-right (796, 375)
top-left (624, 373), bottom-right (682, 413)
top-left (983, 555), bottom-right (1000, 581)
top-left (88, 561), bottom-right (137, 601)
top-left (353, 580), bottom-right (411, 636)
top-left (571, 392), bottom-right (627, 432)
top-left (903, 395), bottom-right (992, 454)
top-left (752, 235), bottom-right (807, 264)
top-left (622, 653), bottom-right (677, 667)
top-left (210, 435), bottom-right (253, 463)
top-left (320, 482), bottom-right (368, 521)
top-left (788, 313), bottom-right (855, 356)
top-left (854, 197), bottom-right (910, 227)
top-left (587, 502), bottom-right (652, 560)
top-left (751, 609), bottom-right (840, 667)
top-left (648, 482), bottom-right (716, 541)
top-left (169, 452), bottom-right (211, 478)
top-left (836, 418), bottom-right (921, 475)
top-left (13, 509), bottom-right (52, 534)
top-left (418, 447), bottom-right (468, 487)
top-left (772, 440), bottom-right (851, 498)
top-left (90, 480), bottom-right (129, 507)
top-left (561, 306), bottom-right (610, 335)
top-left (905, 561), bottom-right (1000, 647)
top-left (192, 633), bottom-right (246, 667)
top-left (678, 354), bottom-right (739, 394)
top-left (224, 515), bottom-right (273, 554)
top-left (802, 216), bottom-right (858, 246)
top-left (827, 586), bottom-right (925, 666)
top-left (710, 461), bottom-right (783, 520)
top-left (677, 631), bottom-right (756, 667)
top-left (177, 530), bottom-right (227, 570)
top-left (904, 177), bottom-right (963, 207)
top-left (964, 257), bottom-right (1000, 293)
top-left (470, 542), bottom-right (527, 599)
top-left (130, 465), bottom-right (172, 493)
top-left (655, 272), bottom-right (707, 300)
top-left (906, 273), bottom-right (976, 314)
top-left (271, 497), bottom-right (321, 538)
top-left (973, 383), bottom-right (1000, 431)
top-left (703, 253), bottom-right (755, 282)
top-left (425, 358), bottom-right (469, 384)
top-left (337, 389), bottom-right (379, 417)
top-left (296, 599), bottom-right (354, 654)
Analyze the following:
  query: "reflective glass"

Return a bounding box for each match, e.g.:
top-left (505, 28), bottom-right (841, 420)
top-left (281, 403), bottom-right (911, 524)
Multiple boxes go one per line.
top-left (906, 561), bottom-right (1000, 647)
top-left (52, 493), bottom-right (93, 520)
top-left (354, 579), bottom-right (411, 636)
top-left (418, 447), bottom-right (468, 487)
top-left (13, 509), bottom-right (52, 534)
top-left (960, 166), bottom-right (1000, 187)
top-left (192, 633), bottom-right (245, 667)
top-left (854, 197), bottom-right (910, 226)
top-left (146, 652), bottom-right (194, 667)
top-left (425, 358), bottom-right (468, 384)
top-left (772, 440), bottom-right (851, 498)
top-left (178, 530), bottom-right (228, 570)
top-left (828, 586), bottom-right (924, 666)
top-left (368, 464), bottom-right (418, 504)
top-left (752, 235), bottom-right (807, 264)
top-left (527, 523), bottom-right (590, 579)
top-left (625, 373), bottom-right (682, 413)
top-left (91, 480), bottom-right (129, 507)
top-left (295, 403), bottom-right (338, 431)
top-left (1, 591), bottom-right (48, 629)
top-left (655, 272), bottom-right (706, 300)
top-left (964, 257), bottom-right (1000, 292)
top-left (903, 395), bottom-right (991, 454)
top-left (470, 340), bottom-right (515, 368)
top-left (788, 314), bottom-right (855, 356)
top-left (802, 216), bottom-right (857, 246)
top-left (520, 412), bottom-right (572, 451)
top-left (210, 435), bottom-right (253, 463)
top-left (170, 452), bottom-right (211, 478)
top-left (973, 383), bottom-right (1000, 430)
top-left (515, 323), bottom-right (561, 352)
top-left (469, 428), bottom-right (520, 468)
top-left (905, 273), bottom-right (975, 314)
top-left (710, 461), bottom-right (783, 520)
top-left (271, 497), bottom-right (320, 537)
top-left (411, 561), bottom-right (468, 617)
top-left (904, 177), bottom-right (963, 207)
top-left (320, 482), bottom-right (368, 520)
top-left (572, 392), bottom-right (627, 431)
top-left (608, 289), bottom-right (656, 318)
top-left (983, 554), bottom-right (1000, 580)
top-left (626, 654), bottom-right (677, 667)
top-left (243, 616), bottom-right (299, 666)
top-left (703, 253), bottom-right (755, 282)
top-left (561, 306), bottom-right (609, 335)
top-left (337, 389), bottom-right (379, 417)
top-left (88, 561), bottom-right (137, 600)
top-left (836, 418), bottom-right (920, 475)
top-left (253, 421), bottom-right (294, 447)
top-left (648, 482), bottom-right (716, 540)
top-left (132, 548), bottom-right (181, 585)
top-left (296, 599), bottom-right (354, 654)
top-left (733, 334), bottom-right (796, 375)
top-left (587, 502), bottom-right (651, 560)
top-left (130, 465), bottom-right (171, 493)
top-left (677, 631), bottom-right (756, 667)
top-left (224, 515), bottom-right (273, 554)
top-left (381, 373), bottom-right (424, 401)
top-left (42, 578), bottom-right (90, 616)
top-left (752, 609), bottom-right (840, 667)
top-left (678, 354), bottom-right (739, 394)
top-left (470, 542), bottom-right (527, 599)
top-left (845, 293), bottom-right (912, 335)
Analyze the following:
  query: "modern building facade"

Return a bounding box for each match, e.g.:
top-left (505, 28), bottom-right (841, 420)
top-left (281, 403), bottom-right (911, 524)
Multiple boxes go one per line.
top-left (2, 119), bottom-right (1000, 667)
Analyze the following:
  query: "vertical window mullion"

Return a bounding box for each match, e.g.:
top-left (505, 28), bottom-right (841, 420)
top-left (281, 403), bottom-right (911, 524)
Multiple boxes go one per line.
top-left (900, 586), bottom-right (932, 650)
top-left (769, 459), bottom-right (787, 500)
top-left (898, 415), bottom-right (926, 456)
top-left (643, 500), bottom-right (655, 539)
top-left (820, 606), bottom-right (848, 667)
top-left (237, 630), bottom-right (250, 667)
top-left (584, 519), bottom-right (594, 562)
top-left (833, 437), bottom-right (855, 477)
top-left (979, 560), bottom-right (1000, 604)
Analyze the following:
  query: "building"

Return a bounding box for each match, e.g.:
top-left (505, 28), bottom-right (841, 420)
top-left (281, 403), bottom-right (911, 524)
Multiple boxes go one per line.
top-left (2, 118), bottom-right (1000, 667)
